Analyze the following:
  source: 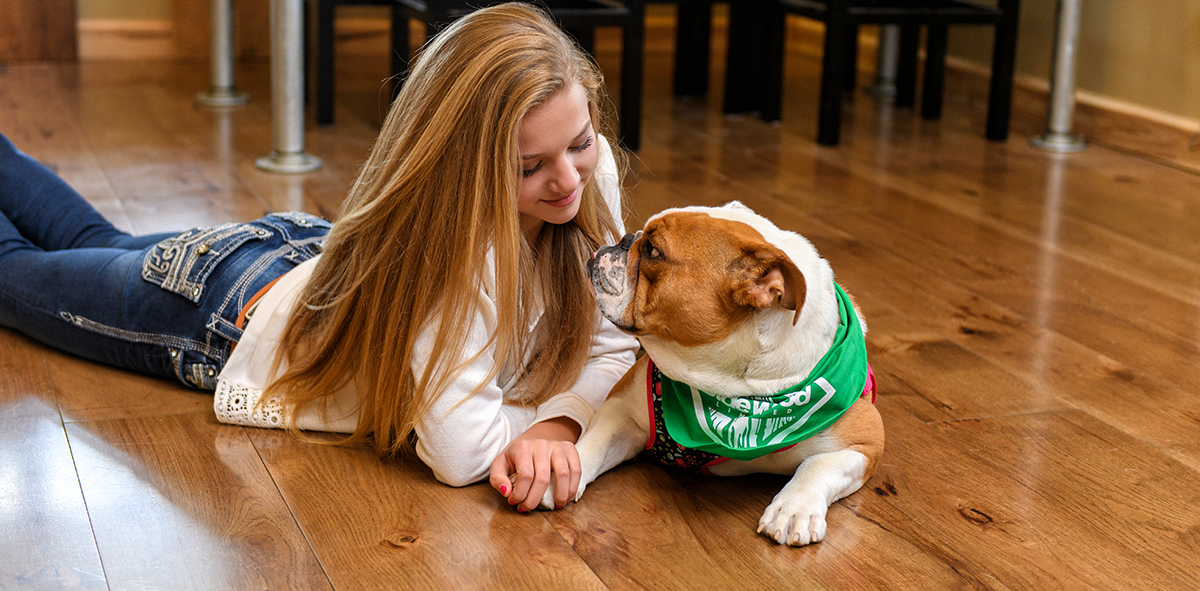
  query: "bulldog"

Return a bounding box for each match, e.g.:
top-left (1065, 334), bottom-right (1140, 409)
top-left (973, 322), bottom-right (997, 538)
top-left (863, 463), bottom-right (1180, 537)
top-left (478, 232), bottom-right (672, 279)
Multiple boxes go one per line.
top-left (542, 202), bottom-right (884, 547)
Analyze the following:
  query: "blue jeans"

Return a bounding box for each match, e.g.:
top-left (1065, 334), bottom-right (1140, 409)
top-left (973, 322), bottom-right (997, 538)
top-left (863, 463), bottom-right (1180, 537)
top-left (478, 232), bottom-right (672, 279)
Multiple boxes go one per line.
top-left (0, 133), bottom-right (330, 389)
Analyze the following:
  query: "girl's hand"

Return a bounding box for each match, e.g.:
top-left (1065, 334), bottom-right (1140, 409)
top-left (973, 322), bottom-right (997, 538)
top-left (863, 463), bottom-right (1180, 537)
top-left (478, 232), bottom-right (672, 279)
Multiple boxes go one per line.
top-left (488, 417), bottom-right (582, 512)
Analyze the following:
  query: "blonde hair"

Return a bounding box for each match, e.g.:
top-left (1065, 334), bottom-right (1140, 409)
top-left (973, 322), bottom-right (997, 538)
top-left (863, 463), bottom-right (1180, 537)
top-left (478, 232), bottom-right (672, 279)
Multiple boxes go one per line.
top-left (265, 2), bottom-right (623, 456)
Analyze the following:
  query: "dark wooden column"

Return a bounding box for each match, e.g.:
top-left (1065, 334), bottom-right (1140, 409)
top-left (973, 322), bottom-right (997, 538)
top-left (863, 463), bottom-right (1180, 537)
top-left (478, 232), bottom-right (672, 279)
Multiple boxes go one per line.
top-left (0, 1), bottom-right (78, 61)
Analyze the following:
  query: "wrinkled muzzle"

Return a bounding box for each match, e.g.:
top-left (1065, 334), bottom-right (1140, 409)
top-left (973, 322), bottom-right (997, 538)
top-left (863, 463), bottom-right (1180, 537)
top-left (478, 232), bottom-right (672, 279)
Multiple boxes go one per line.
top-left (587, 231), bottom-right (642, 330)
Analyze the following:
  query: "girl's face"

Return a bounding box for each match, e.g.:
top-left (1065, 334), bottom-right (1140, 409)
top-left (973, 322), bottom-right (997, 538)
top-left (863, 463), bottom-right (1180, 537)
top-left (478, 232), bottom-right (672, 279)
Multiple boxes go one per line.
top-left (517, 81), bottom-right (598, 241)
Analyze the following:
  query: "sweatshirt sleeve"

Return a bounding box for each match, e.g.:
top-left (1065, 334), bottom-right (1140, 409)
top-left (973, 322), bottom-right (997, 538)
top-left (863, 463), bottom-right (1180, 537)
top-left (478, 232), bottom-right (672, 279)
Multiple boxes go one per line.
top-left (411, 296), bottom-right (531, 487)
top-left (532, 314), bottom-right (639, 429)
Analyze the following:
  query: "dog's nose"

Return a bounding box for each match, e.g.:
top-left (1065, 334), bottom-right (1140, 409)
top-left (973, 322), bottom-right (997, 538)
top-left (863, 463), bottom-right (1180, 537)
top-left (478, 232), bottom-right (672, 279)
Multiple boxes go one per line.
top-left (617, 231), bottom-right (642, 251)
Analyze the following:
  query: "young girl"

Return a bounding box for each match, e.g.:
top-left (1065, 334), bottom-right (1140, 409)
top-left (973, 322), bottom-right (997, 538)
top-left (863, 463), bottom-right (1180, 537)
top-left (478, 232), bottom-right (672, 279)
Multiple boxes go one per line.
top-left (0, 3), bottom-right (638, 512)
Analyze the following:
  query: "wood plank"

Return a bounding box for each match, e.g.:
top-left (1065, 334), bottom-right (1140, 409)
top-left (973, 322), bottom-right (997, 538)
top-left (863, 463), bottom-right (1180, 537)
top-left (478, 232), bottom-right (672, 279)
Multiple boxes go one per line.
top-left (0, 64), bottom-right (136, 233)
top-left (67, 413), bottom-right (329, 590)
top-left (71, 63), bottom-right (275, 233)
top-left (546, 460), bottom-right (972, 590)
top-left (45, 346), bottom-right (212, 423)
top-left (0, 330), bottom-right (106, 590)
top-left (863, 404), bottom-right (1200, 589)
top-left (246, 429), bottom-right (608, 589)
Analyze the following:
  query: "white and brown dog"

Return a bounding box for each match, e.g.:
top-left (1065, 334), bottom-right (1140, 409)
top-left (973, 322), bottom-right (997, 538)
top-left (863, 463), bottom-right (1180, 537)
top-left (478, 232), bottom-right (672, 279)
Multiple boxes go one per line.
top-left (544, 202), bottom-right (884, 547)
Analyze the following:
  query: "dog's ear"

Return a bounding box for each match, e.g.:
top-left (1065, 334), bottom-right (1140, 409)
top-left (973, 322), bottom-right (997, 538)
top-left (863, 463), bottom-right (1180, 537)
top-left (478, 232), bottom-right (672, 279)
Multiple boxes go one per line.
top-left (731, 247), bottom-right (807, 325)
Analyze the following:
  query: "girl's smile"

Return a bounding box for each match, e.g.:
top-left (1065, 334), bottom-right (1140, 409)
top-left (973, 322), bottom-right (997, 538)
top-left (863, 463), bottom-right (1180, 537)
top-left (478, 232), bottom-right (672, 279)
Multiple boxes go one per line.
top-left (517, 81), bottom-right (597, 242)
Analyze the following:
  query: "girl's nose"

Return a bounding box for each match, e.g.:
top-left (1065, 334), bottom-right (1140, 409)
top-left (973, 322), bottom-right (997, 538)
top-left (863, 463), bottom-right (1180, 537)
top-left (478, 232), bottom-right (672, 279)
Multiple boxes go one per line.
top-left (547, 157), bottom-right (580, 194)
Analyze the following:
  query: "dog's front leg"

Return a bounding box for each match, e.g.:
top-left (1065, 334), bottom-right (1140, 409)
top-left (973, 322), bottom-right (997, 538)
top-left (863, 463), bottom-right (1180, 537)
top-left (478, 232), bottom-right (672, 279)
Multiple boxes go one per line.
top-left (758, 449), bottom-right (871, 546)
top-left (539, 360), bottom-right (650, 510)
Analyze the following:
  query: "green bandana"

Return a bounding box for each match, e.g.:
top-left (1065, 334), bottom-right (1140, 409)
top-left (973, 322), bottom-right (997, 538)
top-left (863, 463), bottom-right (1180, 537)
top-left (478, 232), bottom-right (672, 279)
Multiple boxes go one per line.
top-left (657, 284), bottom-right (868, 461)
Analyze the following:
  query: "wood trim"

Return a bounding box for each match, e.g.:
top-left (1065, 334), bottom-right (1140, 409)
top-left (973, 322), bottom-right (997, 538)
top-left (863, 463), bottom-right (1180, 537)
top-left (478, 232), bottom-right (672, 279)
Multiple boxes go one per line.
top-left (79, 20), bottom-right (173, 61)
top-left (170, 0), bottom-right (270, 61)
top-left (0, 1), bottom-right (78, 61)
top-left (945, 55), bottom-right (1200, 134)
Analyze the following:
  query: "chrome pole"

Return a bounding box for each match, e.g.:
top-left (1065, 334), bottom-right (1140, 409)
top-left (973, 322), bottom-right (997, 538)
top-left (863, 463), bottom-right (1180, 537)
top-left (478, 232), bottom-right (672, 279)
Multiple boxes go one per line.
top-left (1031, 0), bottom-right (1087, 152)
top-left (195, 0), bottom-right (250, 108)
top-left (257, 0), bottom-right (322, 173)
top-left (866, 25), bottom-right (900, 100)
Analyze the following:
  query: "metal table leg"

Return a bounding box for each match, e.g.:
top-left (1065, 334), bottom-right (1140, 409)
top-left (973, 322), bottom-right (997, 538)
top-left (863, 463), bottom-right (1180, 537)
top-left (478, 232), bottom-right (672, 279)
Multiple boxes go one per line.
top-left (1031, 0), bottom-right (1087, 153)
top-left (866, 24), bottom-right (900, 100)
top-left (256, 0), bottom-right (322, 173)
top-left (196, 0), bottom-right (250, 107)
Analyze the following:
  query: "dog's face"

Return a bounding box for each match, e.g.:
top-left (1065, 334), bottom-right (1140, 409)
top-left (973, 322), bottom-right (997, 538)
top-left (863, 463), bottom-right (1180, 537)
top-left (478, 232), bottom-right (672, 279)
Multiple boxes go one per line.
top-left (588, 206), bottom-right (807, 348)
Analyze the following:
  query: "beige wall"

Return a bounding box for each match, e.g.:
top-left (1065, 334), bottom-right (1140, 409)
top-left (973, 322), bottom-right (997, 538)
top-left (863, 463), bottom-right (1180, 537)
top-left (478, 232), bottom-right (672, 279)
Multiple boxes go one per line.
top-left (948, 0), bottom-right (1200, 124)
top-left (78, 0), bottom-right (170, 20)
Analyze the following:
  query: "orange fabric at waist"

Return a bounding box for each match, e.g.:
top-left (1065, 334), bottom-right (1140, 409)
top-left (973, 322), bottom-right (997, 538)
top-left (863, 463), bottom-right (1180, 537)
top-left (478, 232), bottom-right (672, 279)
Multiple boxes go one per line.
top-left (236, 275), bottom-right (285, 331)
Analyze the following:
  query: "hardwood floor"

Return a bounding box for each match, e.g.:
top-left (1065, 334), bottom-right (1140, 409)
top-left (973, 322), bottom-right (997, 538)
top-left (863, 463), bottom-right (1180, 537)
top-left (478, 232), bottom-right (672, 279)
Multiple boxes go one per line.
top-left (3, 20), bottom-right (1200, 590)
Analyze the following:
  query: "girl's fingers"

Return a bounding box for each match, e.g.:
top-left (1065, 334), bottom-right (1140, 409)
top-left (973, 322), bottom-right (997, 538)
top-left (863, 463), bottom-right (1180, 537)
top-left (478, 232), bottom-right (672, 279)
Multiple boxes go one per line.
top-left (519, 444), bottom-right (553, 512)
top-left (551, 447), bottom-right (573, 508)
top-left (566, 445), bottom-right (581, 502)
top-left (488, 454), bottom-right (515, 499)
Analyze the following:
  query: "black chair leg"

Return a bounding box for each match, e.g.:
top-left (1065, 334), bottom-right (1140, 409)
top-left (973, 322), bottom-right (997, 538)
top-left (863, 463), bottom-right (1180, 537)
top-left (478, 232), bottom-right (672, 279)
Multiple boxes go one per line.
top-left (389, 6), bottom-right (409, 100)
top-left (921, 23), bottom-right (947, 120)
top-left (843, 24), bottom-right (859, 94)
top-left (724, 0), bottom-right (770, 115)
top-left (895, 23), bottom-right (919, 110)
top-left (986, 0), bottom-right (1021, 141)
top-left (315, 0), bottom-right (336, 125)
top-left (567, 26), bottom-right (596, 55)
top-left (760, 1), bottom-right (786, 121)
top-left (618, 0), bottom-right (644, 150)
top-left (816, 17), bottom-right (853, 145)
top-left (673, 0), bottom-right (711, 97)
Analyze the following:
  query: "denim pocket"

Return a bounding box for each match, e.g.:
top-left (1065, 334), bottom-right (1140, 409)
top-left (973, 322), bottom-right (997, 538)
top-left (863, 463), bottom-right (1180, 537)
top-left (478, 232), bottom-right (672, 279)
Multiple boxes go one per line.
top-left (141, 223), bottom-right (273, 304)
top-left (262, 212), bottom-right (330, 261)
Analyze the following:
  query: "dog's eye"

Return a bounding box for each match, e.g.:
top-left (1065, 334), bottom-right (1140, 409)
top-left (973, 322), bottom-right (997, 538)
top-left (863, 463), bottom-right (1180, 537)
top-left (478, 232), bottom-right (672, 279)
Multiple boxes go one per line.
top-left (643, 240), bottom-right (663, 260)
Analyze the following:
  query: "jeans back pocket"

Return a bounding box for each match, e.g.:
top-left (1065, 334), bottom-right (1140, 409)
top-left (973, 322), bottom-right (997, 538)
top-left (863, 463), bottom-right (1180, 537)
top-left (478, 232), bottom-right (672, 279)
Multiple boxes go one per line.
top-left (263, 212), bottom-right (330, 261)
top-left (142, 223), bottom-right (273, 304)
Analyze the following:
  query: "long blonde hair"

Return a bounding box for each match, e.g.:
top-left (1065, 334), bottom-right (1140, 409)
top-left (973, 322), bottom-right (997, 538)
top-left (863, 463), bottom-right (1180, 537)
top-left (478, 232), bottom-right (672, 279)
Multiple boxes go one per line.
top-left (266, 3), bottom-right (623, 456)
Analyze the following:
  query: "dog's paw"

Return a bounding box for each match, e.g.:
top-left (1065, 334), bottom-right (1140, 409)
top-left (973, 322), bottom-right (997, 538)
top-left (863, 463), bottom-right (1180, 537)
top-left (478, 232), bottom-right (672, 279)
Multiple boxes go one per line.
top-left (757, 493), bottom-right (830, 546)
top-left (536, 482), bottom-right (589, 511)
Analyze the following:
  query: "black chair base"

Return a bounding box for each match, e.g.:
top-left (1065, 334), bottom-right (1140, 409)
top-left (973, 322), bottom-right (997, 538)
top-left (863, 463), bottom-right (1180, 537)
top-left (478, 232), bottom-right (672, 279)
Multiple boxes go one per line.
top-left (314, 0), bottom-right (646, 151)
top-left (724, 0), bottom-right (1020, 147)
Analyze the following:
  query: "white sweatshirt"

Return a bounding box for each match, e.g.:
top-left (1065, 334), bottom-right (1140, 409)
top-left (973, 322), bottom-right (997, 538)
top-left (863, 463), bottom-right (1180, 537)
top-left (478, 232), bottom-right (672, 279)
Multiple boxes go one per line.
top-left (213, 138), bottom-right (639, 487)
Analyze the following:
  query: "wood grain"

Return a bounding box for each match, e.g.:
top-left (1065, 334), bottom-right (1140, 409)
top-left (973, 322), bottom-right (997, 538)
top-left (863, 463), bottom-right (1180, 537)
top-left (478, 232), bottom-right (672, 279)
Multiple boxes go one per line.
top-left (2, 14), bottom-right (1200, 589)
top-left (67, 414), bottom-right (329, 590)
top-left (247, 429), bottom-right (608, 590)
top-left (0, 0), bottom-right (77, 61)
top-left (0, 331), bottom-right (106, 590)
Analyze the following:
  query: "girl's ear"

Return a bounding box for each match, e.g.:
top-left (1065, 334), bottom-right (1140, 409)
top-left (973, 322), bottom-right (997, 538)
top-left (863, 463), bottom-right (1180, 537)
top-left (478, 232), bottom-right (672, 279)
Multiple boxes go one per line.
top-left (731, 249), bottom-right (807, 325)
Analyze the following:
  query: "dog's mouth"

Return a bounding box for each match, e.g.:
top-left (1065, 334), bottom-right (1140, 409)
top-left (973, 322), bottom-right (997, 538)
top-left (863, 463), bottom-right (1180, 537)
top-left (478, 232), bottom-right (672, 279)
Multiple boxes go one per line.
top-left (588, 250), bottom-right (627, 297)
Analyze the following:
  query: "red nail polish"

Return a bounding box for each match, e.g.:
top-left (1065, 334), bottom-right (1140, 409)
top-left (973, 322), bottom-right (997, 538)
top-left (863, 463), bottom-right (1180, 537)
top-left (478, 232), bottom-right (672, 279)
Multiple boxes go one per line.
top-left (500, 485), bottom-right (508, 495)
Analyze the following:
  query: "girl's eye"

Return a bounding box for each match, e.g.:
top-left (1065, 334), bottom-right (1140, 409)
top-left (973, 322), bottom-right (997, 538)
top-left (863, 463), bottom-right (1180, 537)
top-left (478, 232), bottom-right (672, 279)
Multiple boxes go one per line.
top-left (522, 161), bottom-right (543, 178)
top-left (568, 135), bottom-right (594, 154)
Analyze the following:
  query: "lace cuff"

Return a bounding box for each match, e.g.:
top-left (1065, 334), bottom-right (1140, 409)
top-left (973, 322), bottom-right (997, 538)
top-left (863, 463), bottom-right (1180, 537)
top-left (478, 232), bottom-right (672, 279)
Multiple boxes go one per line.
top-left (213, 379), bottom-right (286, 429)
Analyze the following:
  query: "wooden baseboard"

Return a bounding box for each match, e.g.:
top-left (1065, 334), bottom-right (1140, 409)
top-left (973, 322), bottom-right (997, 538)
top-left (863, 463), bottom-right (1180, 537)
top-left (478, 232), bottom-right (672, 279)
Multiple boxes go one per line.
top-left (78, 19), bottom-right (172, 61)
top-left (944, 55), bottom-right (1200, 134)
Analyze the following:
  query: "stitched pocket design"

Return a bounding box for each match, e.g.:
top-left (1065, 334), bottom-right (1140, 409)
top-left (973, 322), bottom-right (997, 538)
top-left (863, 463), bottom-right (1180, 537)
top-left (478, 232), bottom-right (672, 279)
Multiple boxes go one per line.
top-left (142, 223), bottom-right (273, 304)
